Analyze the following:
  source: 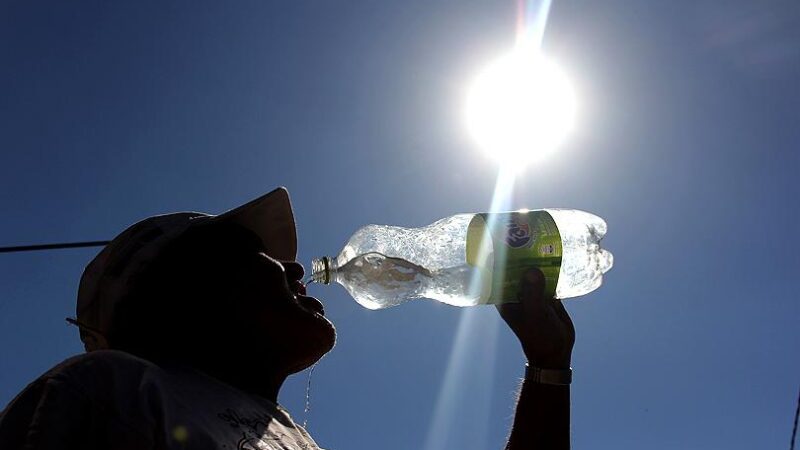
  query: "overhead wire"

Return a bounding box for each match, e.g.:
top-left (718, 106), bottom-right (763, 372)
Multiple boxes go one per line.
top-left (0, 241), bottom-right (110, 254)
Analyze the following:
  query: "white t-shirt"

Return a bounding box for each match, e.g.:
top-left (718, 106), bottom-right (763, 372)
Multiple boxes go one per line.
top-left (0, 350), bottom-right (324, 450)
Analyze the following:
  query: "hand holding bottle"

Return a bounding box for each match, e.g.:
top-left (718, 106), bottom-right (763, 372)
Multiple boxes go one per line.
top-left (496, 268), bottom-right (575, 369)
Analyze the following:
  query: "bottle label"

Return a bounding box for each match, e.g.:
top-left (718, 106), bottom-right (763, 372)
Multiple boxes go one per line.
top-left (465, 211), bottom-right (562, 304)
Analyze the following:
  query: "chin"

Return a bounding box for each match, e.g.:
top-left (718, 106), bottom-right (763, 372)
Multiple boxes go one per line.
top-left (285, 316), bottom-right (337, 374)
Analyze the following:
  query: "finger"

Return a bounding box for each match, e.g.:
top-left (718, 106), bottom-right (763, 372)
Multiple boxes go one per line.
top-left (551, 299), bottom-right (571, 323)
top-left (551, 299), bottom-right (576, 336)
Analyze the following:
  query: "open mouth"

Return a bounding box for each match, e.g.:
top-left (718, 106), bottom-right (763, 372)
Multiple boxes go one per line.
top-left (289, 280), bottom-right (325, 316)
top-left (290, 279), bottom-right (325, 316)
top-left (291, 279), bottom-right (307, 296)
top-left (296, 294), bottom-right (325, 316)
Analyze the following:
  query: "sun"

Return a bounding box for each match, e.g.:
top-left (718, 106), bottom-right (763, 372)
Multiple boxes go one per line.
top-left (465, 49), bottom-right (576, 170)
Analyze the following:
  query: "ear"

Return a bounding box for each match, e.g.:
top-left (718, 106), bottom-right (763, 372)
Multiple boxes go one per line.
top-left (66, 317), bottom-right (110, 352)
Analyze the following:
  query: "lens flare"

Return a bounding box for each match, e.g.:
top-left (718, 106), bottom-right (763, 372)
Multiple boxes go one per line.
top-left (465, 49), bottom-right (576, 171)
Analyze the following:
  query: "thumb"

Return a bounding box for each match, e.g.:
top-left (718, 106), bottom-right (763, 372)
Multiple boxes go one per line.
top-left (517, 268), bottom-right (546, 306)
top-left (495, 268), bottom-right (546, 319)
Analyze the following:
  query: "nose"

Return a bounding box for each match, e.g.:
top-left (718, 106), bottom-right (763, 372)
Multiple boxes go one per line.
top-left (282, 261), bottom-right (305, 282)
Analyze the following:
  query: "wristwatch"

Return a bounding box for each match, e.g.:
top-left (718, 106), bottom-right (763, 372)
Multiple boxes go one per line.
top-left (525, 364), bottom-right (572, 385)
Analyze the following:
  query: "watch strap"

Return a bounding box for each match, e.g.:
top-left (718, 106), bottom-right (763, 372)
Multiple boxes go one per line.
top-left (525, 364), bottom-right (572, 385)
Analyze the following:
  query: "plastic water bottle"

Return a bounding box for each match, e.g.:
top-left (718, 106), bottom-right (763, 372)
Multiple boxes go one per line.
top-left (311, 209), bottom-right (613, 310)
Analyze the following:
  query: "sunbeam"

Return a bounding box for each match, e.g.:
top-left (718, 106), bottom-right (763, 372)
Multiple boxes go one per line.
top-left (423, 1), bottom-right (556, 447)
top-left (422, 165), bottom-right (518, 449)
top-left (517, 0), bottom-right (552, 49)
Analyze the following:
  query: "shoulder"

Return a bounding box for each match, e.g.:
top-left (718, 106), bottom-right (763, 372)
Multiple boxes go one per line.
top-left (49, 349), bottom-right (158, 373)
top-left (41, 350), bottom-right (169, 417)
top-left (4, 351), bottom-right (156, 409)
top-left (0, 351), bottom-right (161, 448)
top-left (3, 350), bottom-right (160, 416)
top-left (43, 350), bottom-right (159, 387)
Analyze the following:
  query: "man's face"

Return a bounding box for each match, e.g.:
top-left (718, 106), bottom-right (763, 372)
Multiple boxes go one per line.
top-left (173, 223), bottom-right (336, 374)
top-left (233, 252), bottom-right (337, 373)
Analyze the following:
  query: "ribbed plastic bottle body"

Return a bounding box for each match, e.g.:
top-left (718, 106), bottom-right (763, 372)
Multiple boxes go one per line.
top-left (548, 209), bottom-right (614, 299)
top-left (331, 214), bottom-right (480, 309)
top-left (316, 210), bottom-right (613, 309)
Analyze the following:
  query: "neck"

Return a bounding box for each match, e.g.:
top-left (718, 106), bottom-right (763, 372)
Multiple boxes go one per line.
top-left (193, 354), bottom-right (289, 403)
top-left (150, 347), bottom-right (289, 403)
top-left (209, 365), bottom-right (287, 402)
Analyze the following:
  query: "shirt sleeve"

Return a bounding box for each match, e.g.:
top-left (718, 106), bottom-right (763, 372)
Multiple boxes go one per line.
top-left (0, 376), bottom-right (94, 450)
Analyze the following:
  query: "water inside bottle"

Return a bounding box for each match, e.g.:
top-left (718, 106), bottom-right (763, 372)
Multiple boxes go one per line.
top-left (335, 252), bottom-right (486, 309)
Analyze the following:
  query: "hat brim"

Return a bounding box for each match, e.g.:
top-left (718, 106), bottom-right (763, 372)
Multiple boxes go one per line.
top-left (213, 187), bottom-right (297, 261)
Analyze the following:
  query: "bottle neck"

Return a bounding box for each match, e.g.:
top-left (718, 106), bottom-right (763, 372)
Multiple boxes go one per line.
top-left (311, 256), bottom-right (338, 285)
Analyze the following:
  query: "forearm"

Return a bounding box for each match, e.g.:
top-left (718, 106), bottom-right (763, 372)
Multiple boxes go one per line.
top-left (505, 378), bottom-right (570, 450)
top-left (497, 269), bottom-right (575, 449)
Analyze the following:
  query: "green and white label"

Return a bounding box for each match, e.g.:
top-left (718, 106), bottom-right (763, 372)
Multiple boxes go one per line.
top-left (465, 211), bottom-right (562, 304)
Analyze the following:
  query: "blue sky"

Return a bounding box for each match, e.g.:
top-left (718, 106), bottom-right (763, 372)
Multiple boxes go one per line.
top-left (1, 1), bottom-right (799, 449)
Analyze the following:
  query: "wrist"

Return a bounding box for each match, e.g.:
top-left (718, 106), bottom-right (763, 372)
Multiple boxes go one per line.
top-left (531, 360), bottom-right (571, 370)
top-left (525, 353), bottom-right (571, 370)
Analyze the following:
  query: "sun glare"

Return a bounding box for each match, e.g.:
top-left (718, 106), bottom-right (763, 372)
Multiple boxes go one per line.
top-left (465, 49), bottom-right (576, 170)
